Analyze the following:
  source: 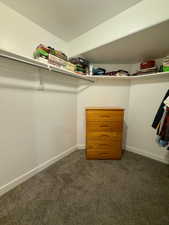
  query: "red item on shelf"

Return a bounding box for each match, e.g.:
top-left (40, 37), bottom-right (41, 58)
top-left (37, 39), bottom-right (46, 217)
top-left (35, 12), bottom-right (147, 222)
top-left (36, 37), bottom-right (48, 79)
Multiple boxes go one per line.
top-left (140, 60), bottom-right (155, 69)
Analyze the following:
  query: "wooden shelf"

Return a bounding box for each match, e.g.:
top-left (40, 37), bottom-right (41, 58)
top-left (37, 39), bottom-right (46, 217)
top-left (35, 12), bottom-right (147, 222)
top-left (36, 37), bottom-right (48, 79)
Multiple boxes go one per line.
top-left (0, 49), bottom-right (94, 83)
top-left (86, 72), bottom-right (169, 80)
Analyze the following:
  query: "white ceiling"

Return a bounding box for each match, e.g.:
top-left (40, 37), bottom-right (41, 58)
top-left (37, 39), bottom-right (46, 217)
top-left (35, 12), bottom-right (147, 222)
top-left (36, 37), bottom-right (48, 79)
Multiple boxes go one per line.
top-left (83, 20), bottom-right (169, 64)
top-left (1, 0), bottom-right (142, 41)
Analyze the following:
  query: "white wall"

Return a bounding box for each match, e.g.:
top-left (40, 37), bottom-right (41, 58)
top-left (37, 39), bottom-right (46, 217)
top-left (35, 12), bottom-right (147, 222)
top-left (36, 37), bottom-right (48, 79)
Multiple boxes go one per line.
top-left (68, 0), bottom-right (169, 57)
top-left (77, 61), bottom-right (169, 165)
top-left (77, 79), bottom-right (130, 147)
top-left (76, 64), bottom-right (131, 148)
top-left (0, 2), bottom-right (68, 57)
top-left (0, 56), bottom-right (168, 197)
top-left (127, 77), bottom-right (169, 164)
top-left (0, 57), bottom-right (77, 195)
top-left (77, 77), bottom-right (169, 164)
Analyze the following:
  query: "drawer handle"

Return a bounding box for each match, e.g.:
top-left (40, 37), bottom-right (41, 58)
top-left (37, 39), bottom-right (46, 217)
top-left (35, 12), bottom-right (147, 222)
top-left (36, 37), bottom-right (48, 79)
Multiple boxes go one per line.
top-left (100, 125), bottom-right (109, 128)
top-left (99, 144), bottom-right (110, 147)
top-left (101, 115), bottom-right (110, 118)
top-left (100, 134), bottom-right (109, 138)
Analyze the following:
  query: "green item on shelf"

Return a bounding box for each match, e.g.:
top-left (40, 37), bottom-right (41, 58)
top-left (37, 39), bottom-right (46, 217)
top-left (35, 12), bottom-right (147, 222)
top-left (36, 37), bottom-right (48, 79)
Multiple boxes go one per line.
top-left (163, 65), bottom-right (169, 72)
top-left (76, 67), bottom-right (86, 72)
top-left (34, 48), bottom-right (49, 59)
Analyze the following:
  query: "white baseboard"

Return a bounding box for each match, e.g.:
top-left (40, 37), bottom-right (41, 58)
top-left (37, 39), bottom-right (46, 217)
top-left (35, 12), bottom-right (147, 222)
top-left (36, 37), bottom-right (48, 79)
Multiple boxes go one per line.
top-left (126, 145), bottom-right (169, 164)
top-left (76, 143), bottom-right (169, 164)
top-left (76, 144), bottom-right (85, 150)
top-left (0, 145), bottom-right (77, 197)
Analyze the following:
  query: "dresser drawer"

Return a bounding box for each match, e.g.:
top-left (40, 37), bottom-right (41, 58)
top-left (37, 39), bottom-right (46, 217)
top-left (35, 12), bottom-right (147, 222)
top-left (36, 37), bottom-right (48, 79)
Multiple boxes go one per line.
top-left (86, 141), bottom-right (121, 150)
top-left (87, 121), bottom-right (123, 132)
top-left (86, 110), bottom-right (123, 122)
top-left (87, 131), bottom-right (122, 142)
top-left (87, 142), bottom-right (113, 150)
top-left (86, 149), bottom-right (122, 159)
top-left (86, 150), bottom-right (114, 159)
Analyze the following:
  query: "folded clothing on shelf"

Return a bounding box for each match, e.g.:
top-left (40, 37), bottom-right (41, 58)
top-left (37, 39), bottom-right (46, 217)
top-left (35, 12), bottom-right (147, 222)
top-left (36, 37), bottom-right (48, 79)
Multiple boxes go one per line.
top-left (105, 70), bottom-right (129, 76)
top-left (105, 71), bottom-right (116, 76)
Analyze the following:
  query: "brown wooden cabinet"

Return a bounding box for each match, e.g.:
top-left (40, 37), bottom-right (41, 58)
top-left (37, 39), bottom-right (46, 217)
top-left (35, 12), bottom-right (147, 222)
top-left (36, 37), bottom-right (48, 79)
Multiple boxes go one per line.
top-left (86, 107), bottom-right (124, 159)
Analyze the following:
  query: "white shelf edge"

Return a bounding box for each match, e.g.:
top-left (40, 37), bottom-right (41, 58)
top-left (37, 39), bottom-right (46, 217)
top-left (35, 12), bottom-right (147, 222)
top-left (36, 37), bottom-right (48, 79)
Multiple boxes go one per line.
top-left (86, 72), bottom-right (169, 80)
top-left (0, 49), bottom-right (94, 83)
top-left (128, 71), bottom-right (169, 79)
top-left (86, 75), bottom-right (129, 80)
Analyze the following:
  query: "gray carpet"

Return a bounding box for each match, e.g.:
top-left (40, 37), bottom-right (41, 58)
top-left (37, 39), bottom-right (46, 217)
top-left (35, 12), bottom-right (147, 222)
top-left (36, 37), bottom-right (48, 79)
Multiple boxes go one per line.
top-left (0, 150), bottom-right (169, 225)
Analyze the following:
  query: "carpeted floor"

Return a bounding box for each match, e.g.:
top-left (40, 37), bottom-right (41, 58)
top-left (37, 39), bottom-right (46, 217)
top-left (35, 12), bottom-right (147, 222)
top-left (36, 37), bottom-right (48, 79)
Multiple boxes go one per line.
top-left (0, 150), bottom-right (169, 225)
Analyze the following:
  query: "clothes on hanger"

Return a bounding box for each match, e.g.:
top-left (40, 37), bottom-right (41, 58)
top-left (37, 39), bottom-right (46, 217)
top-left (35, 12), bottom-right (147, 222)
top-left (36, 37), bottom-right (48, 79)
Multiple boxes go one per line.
top-left (152, 90), bottom-right (169, 129)
top-left (152, 90), bottom-right (169, 150)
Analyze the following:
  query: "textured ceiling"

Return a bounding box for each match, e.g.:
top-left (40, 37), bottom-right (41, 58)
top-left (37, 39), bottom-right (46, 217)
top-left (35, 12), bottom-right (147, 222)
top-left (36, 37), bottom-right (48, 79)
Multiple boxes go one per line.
top-left (83, 20), bottom-right (169, 64)
top-left (1, 0), bottom-right (142, 41)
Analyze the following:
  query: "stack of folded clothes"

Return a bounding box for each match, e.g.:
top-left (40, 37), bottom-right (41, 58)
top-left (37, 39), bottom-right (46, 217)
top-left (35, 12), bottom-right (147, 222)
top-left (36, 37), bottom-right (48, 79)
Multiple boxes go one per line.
top-left (69, 57), bottom-right (89, 75)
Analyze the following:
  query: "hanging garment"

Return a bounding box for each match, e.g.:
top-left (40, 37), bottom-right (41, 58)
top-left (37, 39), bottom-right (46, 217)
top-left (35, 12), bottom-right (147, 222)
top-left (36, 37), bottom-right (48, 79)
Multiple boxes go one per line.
top-left (158, 107), bottom-right (169, 142)
top-left (152, 90), bottom-right (169, 129)
top-left (164, 96), bottom-right (169, 107)
top-left (158, 106), bottom-right (167, 134)
top-left (152, 90), bottom-right (169, 150)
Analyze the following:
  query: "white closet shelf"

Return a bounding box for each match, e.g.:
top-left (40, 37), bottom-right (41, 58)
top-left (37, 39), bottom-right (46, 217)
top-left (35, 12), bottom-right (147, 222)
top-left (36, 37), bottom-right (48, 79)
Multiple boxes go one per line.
top-left (87, 72), bottom-right (169, 80)
top-left (0, 49), bottom-right (94, 83)
top-left (0, 49), bottom-right (168, 83)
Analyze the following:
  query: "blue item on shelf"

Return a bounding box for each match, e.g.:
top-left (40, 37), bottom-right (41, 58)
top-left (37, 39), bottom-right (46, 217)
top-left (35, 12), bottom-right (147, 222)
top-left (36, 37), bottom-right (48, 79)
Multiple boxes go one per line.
top-left (93, 68), bottom-right (106, 75)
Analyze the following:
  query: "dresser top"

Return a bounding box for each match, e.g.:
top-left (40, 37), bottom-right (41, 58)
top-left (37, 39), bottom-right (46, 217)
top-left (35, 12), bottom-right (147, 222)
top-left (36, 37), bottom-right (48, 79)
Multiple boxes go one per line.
top-left (86, 107), bottom-right (124, 111)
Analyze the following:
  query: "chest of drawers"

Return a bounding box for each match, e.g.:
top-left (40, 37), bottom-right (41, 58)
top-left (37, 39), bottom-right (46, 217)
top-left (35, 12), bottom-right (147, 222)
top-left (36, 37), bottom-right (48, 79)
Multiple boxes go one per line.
top-left (86, 108), bottom-right (124, 159)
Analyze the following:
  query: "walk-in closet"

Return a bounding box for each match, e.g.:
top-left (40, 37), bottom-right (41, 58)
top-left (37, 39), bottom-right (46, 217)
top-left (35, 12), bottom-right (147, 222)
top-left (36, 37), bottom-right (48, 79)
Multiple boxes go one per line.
top-left (0, 1), bottom-right (169, 224)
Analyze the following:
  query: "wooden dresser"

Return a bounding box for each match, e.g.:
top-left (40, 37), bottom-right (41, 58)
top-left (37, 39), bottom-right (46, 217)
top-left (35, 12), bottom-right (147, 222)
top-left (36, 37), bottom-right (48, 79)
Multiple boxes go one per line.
top-left (86, 107), bottom-right (124, 160)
